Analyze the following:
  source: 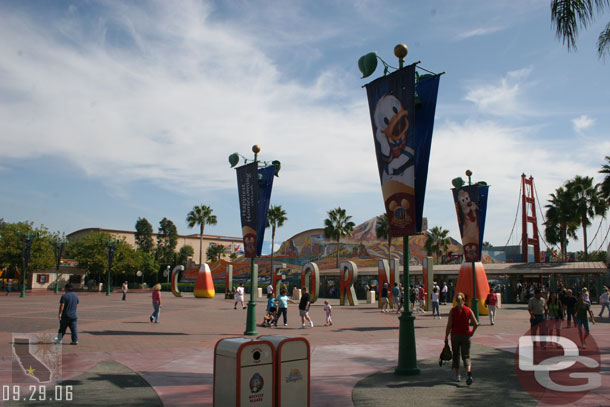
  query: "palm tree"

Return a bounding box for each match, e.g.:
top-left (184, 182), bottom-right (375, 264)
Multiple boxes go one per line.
top-left (600, 156), bottom-right (610, 203)
top-left (266, 205), bottom-right (287, 274)
top-left (544, 186), bottom-right (579, 261)
top-left (186, 205), bottom-right (217, 265)
top-left (324, 207), bottom-right (356, 268)
top-left (551, 0), bottom-right (610, 58)
top-left (375, 214), bottom-right (392, 261)
top-left (566, 175), bottom-right (608, 260)
top-left (424, 226), bottom-right (451, 264)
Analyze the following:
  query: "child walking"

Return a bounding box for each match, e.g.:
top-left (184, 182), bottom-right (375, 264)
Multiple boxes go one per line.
top-left (324, 300), bottom-right (333, 326)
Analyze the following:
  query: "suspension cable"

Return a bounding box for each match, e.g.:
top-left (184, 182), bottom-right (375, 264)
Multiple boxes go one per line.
top-left (586, 218), bottom-right (604, 250)
top-left (503, 180), bottom-right (522, 251)
top-left (596, 222), bottom-right (610, 252)
top-left (532, 179), bottom-right (551, 250)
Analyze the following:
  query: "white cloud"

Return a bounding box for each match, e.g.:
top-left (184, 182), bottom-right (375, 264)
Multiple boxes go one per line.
top-left (572, 114), bottom-right (595, 133)
top-left (457, 26), bottom-right (504, 40)
top-left (426, 119), bottom-right (608, 248)
top-left (0, 2), bottom-right (378, 198)
top-left (464, 68), bottom-right (533, 117)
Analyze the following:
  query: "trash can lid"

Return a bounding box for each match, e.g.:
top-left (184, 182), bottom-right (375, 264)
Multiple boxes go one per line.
top-left (215, 338), bottom-right (274, 366)
top-left (257, 336), bottom-right (309, 361)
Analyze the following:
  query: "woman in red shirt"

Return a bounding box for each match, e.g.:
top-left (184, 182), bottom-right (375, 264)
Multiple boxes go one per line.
top-left (444, 292), bottom-right (478, 385)
top-left (150, 284), bottom-right (162, 323)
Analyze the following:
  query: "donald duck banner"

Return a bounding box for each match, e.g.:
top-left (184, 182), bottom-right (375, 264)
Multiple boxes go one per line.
top-left (236, 162), bottom-right (275, 258)
top-left (365, 64), bottom-right (441, 236)
top-left (452, 185), bottom-right (489, 262)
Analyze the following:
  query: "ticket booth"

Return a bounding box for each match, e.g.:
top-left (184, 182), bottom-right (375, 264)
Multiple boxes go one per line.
top-left (214, 337), bottom-right (275, 407)
top-left (258, 336), bottom-right (310, 407)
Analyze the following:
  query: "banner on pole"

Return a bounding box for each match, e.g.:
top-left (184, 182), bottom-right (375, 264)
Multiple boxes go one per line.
top-left (365, 65), bottom-right (440, 236)
top-left (452, 185), bottom-right (489, 262)
top-left (236, 162), bottom-right (275, 258)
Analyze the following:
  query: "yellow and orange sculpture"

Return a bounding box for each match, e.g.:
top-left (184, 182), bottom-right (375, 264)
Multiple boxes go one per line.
top-left (171, 263), bottom-right (215, 298)
top-left (453, 262), bottom-right (490, 316)
top-left (194, 263), bottom-right (215, 298)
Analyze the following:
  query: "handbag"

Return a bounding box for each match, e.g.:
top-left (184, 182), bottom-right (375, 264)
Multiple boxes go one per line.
top-left (439, 339), bottom-right (452, 366)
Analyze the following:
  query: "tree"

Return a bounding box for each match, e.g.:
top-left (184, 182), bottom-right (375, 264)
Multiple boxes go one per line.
top-left (375, 214), bottom-right (392, 261)
top-left (545, 186), bottom-right (579, 261)
top-left (69, 231), bottom-right (113, 282)
top-left (424, 226), bottom-right (451, 264)
top-left (186, 205), bottom-right (217, 265)
top-left (324, 207), bottom-right (355, 268)
top-left (551, 0), bottom-right (610, 58)
top-left (178, 245), bottom-right (194, 265)
top-left (266, 205), bottom-right (287, 274)
top-left (0, 221), bottom-right (55, 283)
top-left (600, 156), bottom-right (610, 203)
top-left (566, 175), bottom-right (607, 259)
top-left (206, 243), bottom-right (226, 262)
top-left (156, 218), bottom-right (178, 265)
top-left (134, 217), bottom-right (154, 253)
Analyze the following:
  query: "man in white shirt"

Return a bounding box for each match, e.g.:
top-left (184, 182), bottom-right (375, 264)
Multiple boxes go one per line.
top-left (267, 283), bottom-right (274, 295)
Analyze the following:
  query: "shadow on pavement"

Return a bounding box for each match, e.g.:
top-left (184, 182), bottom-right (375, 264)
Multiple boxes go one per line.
top-left (81, 330), bottom-right (188, 336)
top-left (352, 343), bottom-right (536, 407)
top-left (6, 360), bottom-right (162, 407)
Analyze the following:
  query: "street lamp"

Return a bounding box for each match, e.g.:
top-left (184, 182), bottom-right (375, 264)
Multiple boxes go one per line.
top-left (229, 145), bottom-right (280, 336)
top-left (106, 240), bottom-right (116, 296)
top-left (165, 265), bottom-right (171, 283)
top-left (21, 232), bottom-right (35, 298)
top-left (52, 235), bottom-right (67, 294)
top-left (360, 44), bottom-right (442, 376)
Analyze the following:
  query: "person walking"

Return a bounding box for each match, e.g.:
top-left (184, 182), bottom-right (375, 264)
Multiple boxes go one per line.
top-left (298, 287), bottom-right (314, 328)
top-left (391, 283), bottom-right (401, 312)
top-left (441, 282), bottom-right (448, 305)
top-left (431, 287), bottom-right (441, 319)
top-left (485, 287), bottom-right (498, 325)
top-left (547, 291), bottom-right (564, 344)
top-left (575, 293), bottom-right (596, 349)
top-left (234, 283), bottom-right (245, 309)
top-left (444, 292), bottom-right (478, 385)
top-left (323, 300), bottom-right (333, 326)
top-left (599, 287), bottom-right (609, 318)
top-left (563, 289), bottom-right (577, 328)
top-left (274, 288), bottom-right (290, 327)
top-left (528, 288), bottom-right (547, 345)
top-left (54, 284), bottom-right (79, 345)
top-left (381, 283), bottom-right (390, 313)
top-left (150, 283), bottom-right (162, 323)
top-left (121, 281), bottom-right (128, 301)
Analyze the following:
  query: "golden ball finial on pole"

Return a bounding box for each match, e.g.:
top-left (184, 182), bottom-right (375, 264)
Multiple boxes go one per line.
top-left (394, 43), bottom-right (408, 60)
top-left (252, 145), bottom-right (261, 154)
top-left (465, 169), bottom-right (472, 177)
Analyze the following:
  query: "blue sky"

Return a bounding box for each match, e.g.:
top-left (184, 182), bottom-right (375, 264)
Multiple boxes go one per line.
top-left (1, 0), bottom-right (609, 254)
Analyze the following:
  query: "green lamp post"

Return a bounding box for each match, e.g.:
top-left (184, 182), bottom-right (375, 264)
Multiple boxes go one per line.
top-left (21, 232), bottom-right (35, 298)
top-left (52, 235), bottom-right (67, 294)
top-left (106, 240), bottom-right (116, 296)
top-left (360, 44), bottom-right (442, 376)
top-left (229, 145), bottom-right (280, 336)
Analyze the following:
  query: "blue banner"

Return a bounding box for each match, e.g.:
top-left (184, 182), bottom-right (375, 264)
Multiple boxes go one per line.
top-left (452, 185), bottom-right (489, 262)
top-left (365, 65), bottom-right (441, 236)
top-left (256, 165), bottom-right (275, 256)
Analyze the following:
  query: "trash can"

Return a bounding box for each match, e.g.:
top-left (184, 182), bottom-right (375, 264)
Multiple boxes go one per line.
top-left (258, 336), bottom-right (310, 407)
top-left (214, 337), bottom-right (275, 407)
top-left (367, 290), bottom-right (376, 304)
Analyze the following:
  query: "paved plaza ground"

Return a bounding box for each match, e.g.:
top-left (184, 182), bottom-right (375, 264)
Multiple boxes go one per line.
top-left (1, 290), bottom-right (609, 406)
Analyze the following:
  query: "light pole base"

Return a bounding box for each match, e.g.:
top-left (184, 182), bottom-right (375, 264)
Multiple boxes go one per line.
top-left (471, 298), bottom-right (479, 322)
top-left (244, 301), bottom-right (258, 336)
top-left (395, 310), bottom-right (420, 376)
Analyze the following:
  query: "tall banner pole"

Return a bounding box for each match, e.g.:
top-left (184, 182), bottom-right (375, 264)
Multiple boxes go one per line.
top-left (396, 235), bottom-right (419, 375)
top-left (361, 44), bottom-right (441, 376)
top-left (451, 170), bottom-right (489, 322)
top-left (231, 145), bottom-right (280, 336)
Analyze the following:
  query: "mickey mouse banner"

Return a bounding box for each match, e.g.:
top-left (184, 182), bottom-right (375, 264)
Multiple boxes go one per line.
top-left (365, 64), bottom-right (441, 236)
top-left (452, 185), bottom-right (489, 262)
